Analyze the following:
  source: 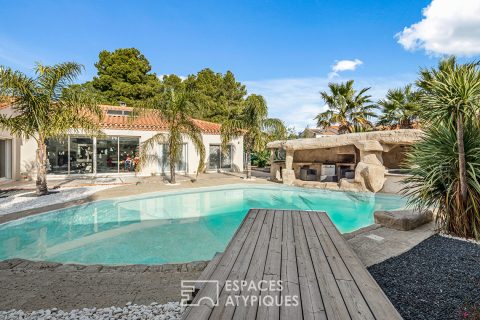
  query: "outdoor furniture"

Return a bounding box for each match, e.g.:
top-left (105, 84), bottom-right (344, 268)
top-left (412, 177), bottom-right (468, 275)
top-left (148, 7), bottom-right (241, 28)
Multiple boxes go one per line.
top-left (300, 168), bottom-right (317, 181)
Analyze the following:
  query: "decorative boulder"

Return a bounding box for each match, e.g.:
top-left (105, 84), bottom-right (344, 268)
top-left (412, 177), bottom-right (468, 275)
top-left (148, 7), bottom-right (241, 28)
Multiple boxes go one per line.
top-left (355, 162), bottom-right (386, 193)
top-left (374, 209), bottom-right (433, 231)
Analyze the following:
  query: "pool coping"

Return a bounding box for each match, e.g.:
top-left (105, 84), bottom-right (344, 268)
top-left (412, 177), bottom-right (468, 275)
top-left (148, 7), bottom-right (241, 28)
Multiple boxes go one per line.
top-left (0, 257), bottom-right (209, 273)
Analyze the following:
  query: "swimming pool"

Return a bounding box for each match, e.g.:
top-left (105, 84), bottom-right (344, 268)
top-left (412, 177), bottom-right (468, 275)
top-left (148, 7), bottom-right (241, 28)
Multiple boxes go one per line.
top-left (0, 184), bottom-right (406, 265)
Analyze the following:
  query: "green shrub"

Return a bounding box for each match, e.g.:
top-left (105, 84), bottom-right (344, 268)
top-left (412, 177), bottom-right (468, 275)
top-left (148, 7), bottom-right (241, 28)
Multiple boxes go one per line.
top-left (403, 123), bottom-right (480, 239)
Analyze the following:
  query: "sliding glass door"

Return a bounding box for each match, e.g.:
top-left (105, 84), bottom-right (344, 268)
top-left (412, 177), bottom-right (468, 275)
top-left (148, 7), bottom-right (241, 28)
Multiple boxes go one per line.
top-left (46, 138), bottom-right (69, 174)
top-left (70, 137), bottom-right (94, 174)
top-left (46, 136), bottom-right (140, 175)
top-left (0, 140), bottom-right (7, 178)
top-left (96, 137), bottom-right (119, 173)
top-left (158, 143), bottom-right (187, 173)
top-left (208, 144), bottom-right (232, 170)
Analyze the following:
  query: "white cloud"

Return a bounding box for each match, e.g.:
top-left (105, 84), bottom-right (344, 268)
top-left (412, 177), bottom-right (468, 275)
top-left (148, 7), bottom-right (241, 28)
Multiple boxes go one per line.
top-left (245, 74), bottom-right (416, 130)
top-left (396, 0), bottom-right (480, 56)
top-left (332, 59), bottom-right (363, 72)
top-left (329, 59), bottom-right (363, 79)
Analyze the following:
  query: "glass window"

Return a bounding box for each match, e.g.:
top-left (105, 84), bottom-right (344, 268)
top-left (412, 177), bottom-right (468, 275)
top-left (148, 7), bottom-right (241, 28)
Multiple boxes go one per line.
top-left (158, 143), bottom-right (187, 173)
top-left (70, 137), bottom-right (94, 174)
top-left (221, 145), bottom-right (233, 169)
top-left (209, 145), bottom-right (221, 170)
top-left (46, 138), bottom-right (69, 175)
top-left (0, 140), bottom-right (6, 178)
top-left (96, 137), bottom-right (119, 173)
top-left (119, 137), bottom-right (140, 172)
top-left (209, 144), bottom-right (233, 170)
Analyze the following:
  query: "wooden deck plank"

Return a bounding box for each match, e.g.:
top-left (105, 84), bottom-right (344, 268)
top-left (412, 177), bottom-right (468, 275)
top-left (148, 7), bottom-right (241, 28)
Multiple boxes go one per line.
top-left (185, 209), bottom-right (403, 320)
top-left (256, 210), bottom-right (283, 320)
top-left (280, 210), bottom-right (303, 320)
top-left (231, 210), bottom-right (275, 320)
top-left (182, 209), bottom-right (260, 320)
top-left (292, 211), bottom-right (327, 320)
top-left (300, 211), bottom-right (352, 320)
top-left (317, 213), bottom-right (403, 320)
top-left (209, 209), bottom-right (268, 320)
top-left (308, 213), bottom-right (375, 320)
top-left (195, 252), bottom-right (223, 291)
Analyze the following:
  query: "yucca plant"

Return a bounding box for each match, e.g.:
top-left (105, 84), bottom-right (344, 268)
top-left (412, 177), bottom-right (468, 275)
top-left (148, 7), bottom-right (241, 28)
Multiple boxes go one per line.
top-left (404, 57), bottom-right (480, 239)
top-left (403, 124), bottom-right (480, 239)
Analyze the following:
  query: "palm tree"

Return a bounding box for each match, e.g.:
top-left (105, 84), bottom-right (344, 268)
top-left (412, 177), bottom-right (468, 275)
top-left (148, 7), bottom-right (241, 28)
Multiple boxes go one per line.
top-left (138, 80), bottom-right (205, 184)
top-left (0, 62), bottom-right (101, 195)
top-left (221, 94), bottom-right (286, 179)
top-left (416, 57), bottom-right (480, 206)
top-left (377, 84), bottom-right (420, 129)
top-left (315, 80), bottom-right (377, 133)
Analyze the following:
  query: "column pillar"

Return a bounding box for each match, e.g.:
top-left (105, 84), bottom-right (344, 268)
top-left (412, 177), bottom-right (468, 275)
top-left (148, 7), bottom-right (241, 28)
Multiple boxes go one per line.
top-left (282, 149), bottom-right (295, 185)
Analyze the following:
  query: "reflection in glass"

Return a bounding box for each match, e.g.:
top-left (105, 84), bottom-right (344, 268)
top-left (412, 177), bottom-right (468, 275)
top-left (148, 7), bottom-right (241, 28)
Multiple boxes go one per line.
top-left (158, 144), bottom-right (187, 173)
top-left (97, 137), bottom-right (119, 173)
top-left (119, 137), bottom-right (139, 172)
top-left (46, 138), bottom-right (69, 174)
top-left (221, 145), bottom-right (232, 169)
top-left (208, 145), bottom-right (221, 170)
top-left (209, 144), bottom-right (232, 170)
top-left (70, 137), bottom-right (94, 174)
top-left (0, 140), bottom-right (6, 178)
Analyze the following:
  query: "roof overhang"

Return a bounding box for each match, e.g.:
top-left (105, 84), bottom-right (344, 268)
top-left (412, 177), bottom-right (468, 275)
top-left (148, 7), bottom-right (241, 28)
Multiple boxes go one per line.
top-left (267, 129), bottom-right (423, 151)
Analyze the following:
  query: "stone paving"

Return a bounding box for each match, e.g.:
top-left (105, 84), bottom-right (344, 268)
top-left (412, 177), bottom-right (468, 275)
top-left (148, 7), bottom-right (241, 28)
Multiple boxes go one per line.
top-left (346, 221), bottom-right (435, 266)
top-left (0, 259), bottom-right (205, 312)
top-left (0, 222), bottom-right (436, 312)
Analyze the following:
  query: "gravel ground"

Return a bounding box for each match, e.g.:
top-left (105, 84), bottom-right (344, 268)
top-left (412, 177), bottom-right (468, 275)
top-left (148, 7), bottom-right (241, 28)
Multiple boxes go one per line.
top-left (0, 186), bottom-right (114, 216)
top-left (0, 302), bottom-right (184, 320)
top-left (369, 235), bottom-right (480, 320)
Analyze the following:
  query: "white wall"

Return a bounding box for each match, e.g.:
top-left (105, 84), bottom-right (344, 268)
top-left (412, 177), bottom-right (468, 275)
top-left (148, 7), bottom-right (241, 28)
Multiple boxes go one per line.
top-left (1, 105), bottom-right (244, 179)
top-left (15, 129), bottom-right (244, 178)
top-left (0, 106), bottom-right (23, 180)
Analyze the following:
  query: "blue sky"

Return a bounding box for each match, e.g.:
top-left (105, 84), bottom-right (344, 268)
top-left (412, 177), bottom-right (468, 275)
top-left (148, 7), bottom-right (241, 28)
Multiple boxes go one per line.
top-left (1, 0), bottom-right (479, 129)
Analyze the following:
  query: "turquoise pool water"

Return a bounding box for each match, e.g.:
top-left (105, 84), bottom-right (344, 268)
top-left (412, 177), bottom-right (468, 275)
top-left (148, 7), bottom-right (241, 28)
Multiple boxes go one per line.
top-left (0, 184), bottom-right (406, 265)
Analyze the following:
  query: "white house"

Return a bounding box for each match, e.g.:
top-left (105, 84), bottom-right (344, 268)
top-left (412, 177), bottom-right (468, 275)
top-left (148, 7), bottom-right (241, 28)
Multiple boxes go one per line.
top-left (0, 104), bottom-right (244, 181)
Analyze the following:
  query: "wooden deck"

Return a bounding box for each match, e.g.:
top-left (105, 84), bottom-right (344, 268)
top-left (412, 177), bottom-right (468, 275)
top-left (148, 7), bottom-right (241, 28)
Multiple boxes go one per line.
top-left (183, 209), bottom-right (402, 320)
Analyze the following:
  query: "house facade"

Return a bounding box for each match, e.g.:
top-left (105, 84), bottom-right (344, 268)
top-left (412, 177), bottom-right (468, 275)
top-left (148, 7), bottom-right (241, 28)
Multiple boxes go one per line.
top-left (0, 104), bottom-right (244, 181)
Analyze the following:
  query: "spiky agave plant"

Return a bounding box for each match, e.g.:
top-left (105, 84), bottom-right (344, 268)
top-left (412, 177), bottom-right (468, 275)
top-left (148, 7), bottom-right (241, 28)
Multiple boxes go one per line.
top-left (403, 123), bottom-right (480, 239)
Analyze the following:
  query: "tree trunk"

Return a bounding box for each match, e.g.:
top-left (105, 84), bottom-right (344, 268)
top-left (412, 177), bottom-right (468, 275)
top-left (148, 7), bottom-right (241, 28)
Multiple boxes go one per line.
top-left (36, 139), bottom-right (48, 196)
top-left (246, 149), bottom-right (252, 179)
top-left (457, 114), bottom-right (468, 204)
top-left (170, 161), bottom-right (176, 184)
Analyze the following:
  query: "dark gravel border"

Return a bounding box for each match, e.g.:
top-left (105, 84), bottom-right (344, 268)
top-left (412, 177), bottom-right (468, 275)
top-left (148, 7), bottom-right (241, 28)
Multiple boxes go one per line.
top-left (369, 235), bottom-right (480, 320)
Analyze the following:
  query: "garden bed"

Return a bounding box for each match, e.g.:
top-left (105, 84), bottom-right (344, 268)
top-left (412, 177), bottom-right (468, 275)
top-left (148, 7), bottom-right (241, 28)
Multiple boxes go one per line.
top-left (369, 235), bottom-right (480, 320)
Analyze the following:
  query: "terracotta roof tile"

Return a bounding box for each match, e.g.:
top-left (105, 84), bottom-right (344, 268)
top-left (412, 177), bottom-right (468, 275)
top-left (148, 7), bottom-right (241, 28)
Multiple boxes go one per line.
top-left (99, 105), bottom-right (222, 134)
top-left (0, 103), bottom-right (224, 134)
